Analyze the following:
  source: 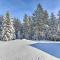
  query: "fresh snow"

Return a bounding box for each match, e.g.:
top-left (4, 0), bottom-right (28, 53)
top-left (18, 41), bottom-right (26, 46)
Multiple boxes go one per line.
top-left (0, 39), bottom-right (59, 60)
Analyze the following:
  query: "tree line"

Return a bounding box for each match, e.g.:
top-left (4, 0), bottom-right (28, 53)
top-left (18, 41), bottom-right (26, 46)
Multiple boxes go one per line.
top-left (3, 4), bottom-right (60, 41)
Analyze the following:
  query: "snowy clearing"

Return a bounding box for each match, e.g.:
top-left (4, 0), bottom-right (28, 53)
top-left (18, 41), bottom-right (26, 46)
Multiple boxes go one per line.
top-left (0, 39), bottom-right (59, 60)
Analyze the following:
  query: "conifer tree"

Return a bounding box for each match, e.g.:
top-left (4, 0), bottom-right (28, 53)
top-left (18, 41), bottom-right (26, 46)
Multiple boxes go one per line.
top-left (2, 12), bottom-right (15, 41)
top-left (32, 4), bottom-right (46, 40)
top-left (48, 13), bottom-right (57, 40)
top-left (23, 14), bottom-right (32, 39)
top-left (55, 10), bottom-right (60, 40)
top-left (14, 18), bottom-right (22, 39)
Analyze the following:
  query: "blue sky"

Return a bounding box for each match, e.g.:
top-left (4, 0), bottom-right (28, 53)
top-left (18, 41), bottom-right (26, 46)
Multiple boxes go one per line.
top-left (0, 0), bottom-right (60, 21)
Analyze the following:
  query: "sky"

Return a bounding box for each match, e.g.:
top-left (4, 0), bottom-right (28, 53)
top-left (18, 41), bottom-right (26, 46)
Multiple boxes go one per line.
top-left (0, 0), bottom-right (60, 21)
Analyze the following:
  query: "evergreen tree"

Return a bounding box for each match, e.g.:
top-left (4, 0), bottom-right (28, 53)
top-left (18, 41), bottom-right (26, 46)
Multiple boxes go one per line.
top-left (56, 10), bottom-right (60, 40)
top-left (23, 14), bottom-right (32, 39)
top-left (28, 16), bottom-right (33, 39)
top-left (2, 12), bottom-right (15, 41)
top-left (48, 13), bottom-right (57, 40)
top-left (14, 18), bottom-right (22, 39)
top-left (58, 10), bottom-right (60, 21)
top-left (43, 10), bottom-right (49, 39)
top-left (57, 11), bottom-right (60, 32)
top-left (32, 4), bottom-right (46, 40)
top-left (44, 10), bottom-right (49, 25)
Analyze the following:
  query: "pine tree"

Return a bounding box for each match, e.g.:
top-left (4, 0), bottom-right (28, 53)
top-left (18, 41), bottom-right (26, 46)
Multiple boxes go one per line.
top-left (48, 13), bottom-right (57, 40)
top-left (28, 16), bottom-right (33, 39)
top-left (44, 10), bottom-right (49, 25)
top-left (23, 14), bottom-right (32, 39)
top-left (57, 10), bottom-right (60, 31)
top-left (43, 10), bottom-right (49, 39)
top-left (58, 10), bottom-right (60, 21)
top-left (56, 10), bottom-right (60, 40)
top-left (32, 4), bottom-right (46, 40)
top-left (0, 16), bottom-right (4, 40)
top-left (14, 18), bottom-right (22, 39)
top-left (2, 12), bottom-right (15, 41)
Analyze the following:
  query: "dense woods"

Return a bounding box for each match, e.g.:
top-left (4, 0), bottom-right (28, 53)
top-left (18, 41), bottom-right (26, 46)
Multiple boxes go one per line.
top-left (1, 4), bottom-right (60, 41)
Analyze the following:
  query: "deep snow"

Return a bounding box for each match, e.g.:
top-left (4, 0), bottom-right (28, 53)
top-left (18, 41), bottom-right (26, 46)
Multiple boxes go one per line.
top-left (0, 39), bottom-right (59, 60)
top-left (31, 43), bottom-right (60, 58)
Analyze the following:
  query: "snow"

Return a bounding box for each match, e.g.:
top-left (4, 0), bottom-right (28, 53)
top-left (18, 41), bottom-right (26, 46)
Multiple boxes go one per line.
top-left (0, 39), bottom-right (59, 60)
top-left (30, 40), bottom-right (60, 43)
top-left (31, 43), bottom-right (60, 58)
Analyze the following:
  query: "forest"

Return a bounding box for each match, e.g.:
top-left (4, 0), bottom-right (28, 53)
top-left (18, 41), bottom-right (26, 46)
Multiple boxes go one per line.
top-left (1, 4), bottom-right (60, 41)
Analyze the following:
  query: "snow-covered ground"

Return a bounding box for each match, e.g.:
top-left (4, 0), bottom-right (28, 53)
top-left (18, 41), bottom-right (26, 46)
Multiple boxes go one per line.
top-left (0, 39), bottom-right (59, 60)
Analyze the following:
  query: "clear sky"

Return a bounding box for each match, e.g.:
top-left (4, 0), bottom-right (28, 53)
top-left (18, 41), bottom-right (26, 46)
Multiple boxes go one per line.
top-left (0, 0), bottom-right (60, 21)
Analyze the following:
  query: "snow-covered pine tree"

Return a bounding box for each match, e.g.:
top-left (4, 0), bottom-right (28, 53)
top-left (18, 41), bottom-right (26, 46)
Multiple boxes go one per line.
top-left (2, 12), bottom-right (15, 41)
top-left (32, 4), bottom-right (47, 40)
top-left (14, 18), bottom-right (22, 39)
top-left (27, 16), bottom-right (33, 40)
top-left (23, 14), bottom-right (32, 39)
top-left (43, 10), bottom-right (49, 39)
top-left (44, 10), bottom-right (49, 25)
top-left (48, 13), bottom-right (57, 40)
top-left (56, 10), bottom-right (60, 40)
top-left (57, 10), bottom-right (60, 31)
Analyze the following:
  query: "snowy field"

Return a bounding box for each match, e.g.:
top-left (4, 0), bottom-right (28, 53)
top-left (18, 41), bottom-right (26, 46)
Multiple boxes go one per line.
top-left (0, 39), bottom-right (59, 60)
